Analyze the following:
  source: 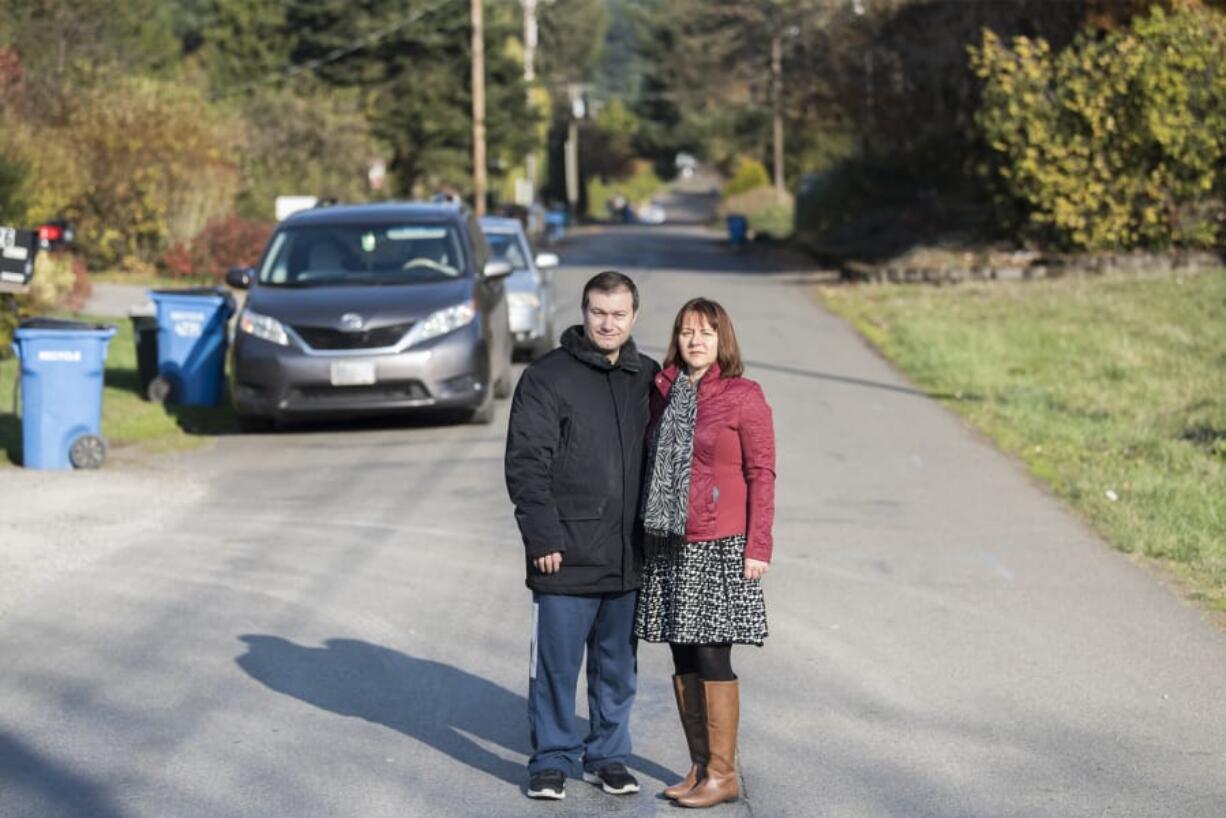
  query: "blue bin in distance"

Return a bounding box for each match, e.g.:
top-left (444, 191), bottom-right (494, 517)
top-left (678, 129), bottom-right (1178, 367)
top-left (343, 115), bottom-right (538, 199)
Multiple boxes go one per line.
top-left (544, 209), bottom-right (567, 243)
top-left (149, 288), bottom-right (235, 406)
top-left (11, 318), bottom-right (117, 470)
top-left (726, 214), bottom-right (749, 246)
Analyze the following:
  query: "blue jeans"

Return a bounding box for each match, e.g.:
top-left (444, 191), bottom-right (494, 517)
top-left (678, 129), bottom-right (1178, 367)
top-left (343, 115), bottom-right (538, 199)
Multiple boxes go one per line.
top-left (528, 590), bottom-right (638, 776)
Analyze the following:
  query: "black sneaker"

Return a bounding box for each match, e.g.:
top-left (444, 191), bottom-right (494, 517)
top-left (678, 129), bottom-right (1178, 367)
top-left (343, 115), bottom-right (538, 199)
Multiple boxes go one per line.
top-left (527, 769), bottom-right (566, 800)
top-left (583, 762), bottom-right (640, 795)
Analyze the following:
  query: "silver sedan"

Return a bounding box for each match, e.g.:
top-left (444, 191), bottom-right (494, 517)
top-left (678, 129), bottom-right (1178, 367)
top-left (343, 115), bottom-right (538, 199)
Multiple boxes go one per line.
top-left (479, 216), bottom-right (558, 359)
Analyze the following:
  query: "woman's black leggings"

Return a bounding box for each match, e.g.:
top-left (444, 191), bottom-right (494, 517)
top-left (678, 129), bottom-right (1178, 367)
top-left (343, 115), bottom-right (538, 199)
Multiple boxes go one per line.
top-left (669, 642), bottom-right (736, 681)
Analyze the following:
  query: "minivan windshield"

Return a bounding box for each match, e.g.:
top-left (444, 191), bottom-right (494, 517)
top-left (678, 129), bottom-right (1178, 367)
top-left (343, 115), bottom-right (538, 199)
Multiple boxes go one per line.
top-left (258, 223), bottom-right (468, 287)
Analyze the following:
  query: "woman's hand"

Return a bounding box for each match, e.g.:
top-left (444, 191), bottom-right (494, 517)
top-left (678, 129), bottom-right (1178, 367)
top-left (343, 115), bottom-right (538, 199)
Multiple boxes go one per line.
top-left (744, 558), bottom-right (769, 581)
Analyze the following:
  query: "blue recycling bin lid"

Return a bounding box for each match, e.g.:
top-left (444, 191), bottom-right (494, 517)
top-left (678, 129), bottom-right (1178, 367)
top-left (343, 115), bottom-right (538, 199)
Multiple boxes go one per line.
top-left (150, 286), bottom-right (230, 297)
top-left (16, 317), bottom-right (116, 332)
top-left (150, 286), bottom-right (236, 311)
top-left (13, 317), bottom-right (117, 360)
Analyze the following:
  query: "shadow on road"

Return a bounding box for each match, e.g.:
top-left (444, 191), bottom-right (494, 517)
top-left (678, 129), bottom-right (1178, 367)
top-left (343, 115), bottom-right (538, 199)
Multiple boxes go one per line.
top-left (744, 359), bottom-right (982, 402)
top-left (0, 731), bottom-right (127, 818)
top-left (636, 345), bottom-right (981, 402)
top-left (235, 635), bottom-right (676, 788)
top-left (106, 361), bottom-right (483, 438)
top-left (105, 363), bottom-right (240, 437)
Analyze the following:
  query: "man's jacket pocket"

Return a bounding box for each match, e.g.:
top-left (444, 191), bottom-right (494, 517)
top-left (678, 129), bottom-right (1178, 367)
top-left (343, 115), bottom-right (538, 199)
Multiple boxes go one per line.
top-left (557, 496), bottom-right (608, 567)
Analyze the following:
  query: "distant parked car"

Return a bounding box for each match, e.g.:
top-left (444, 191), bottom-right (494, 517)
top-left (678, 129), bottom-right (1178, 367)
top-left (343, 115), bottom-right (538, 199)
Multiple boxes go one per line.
top-left (479, 215), bottom-right (558, 360)
top-left (637, 198), bottom-right (666, 225)
top-left (225, 201), bottom-right (514, 429)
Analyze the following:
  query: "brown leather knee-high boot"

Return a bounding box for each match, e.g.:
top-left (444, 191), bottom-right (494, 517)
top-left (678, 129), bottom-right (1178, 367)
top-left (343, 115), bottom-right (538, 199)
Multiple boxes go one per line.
top-left (677, 680), bottom-right (739, 808)
top-left (663, 674), bottom-right (708, 799)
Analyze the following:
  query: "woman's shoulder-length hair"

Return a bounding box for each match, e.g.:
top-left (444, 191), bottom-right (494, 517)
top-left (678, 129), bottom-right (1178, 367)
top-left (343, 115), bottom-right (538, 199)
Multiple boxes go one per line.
top-left (663, 297), bottom-right (744, 378)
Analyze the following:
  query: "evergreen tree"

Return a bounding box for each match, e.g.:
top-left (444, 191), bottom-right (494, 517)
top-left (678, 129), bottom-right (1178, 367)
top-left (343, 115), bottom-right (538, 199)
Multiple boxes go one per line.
top-left (285, 0), bottom-right (534, 196)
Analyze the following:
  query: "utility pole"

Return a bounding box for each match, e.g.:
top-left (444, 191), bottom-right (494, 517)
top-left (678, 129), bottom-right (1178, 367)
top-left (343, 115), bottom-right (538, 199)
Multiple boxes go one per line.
top-left (522, 0), bottom-right (538, 205)
top-left (771, 28), bottom-right (785, 199)
top-left (564, 83), bottom-right (583, 214)
top-left (471, 0), bottom-right (487, 216)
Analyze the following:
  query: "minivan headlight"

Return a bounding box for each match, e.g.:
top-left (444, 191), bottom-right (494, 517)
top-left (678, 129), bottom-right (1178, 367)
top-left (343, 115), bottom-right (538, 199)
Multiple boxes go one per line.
top-left (407, 300), bottom-right (476, 347)
top-left (239, 309), bottom-right (290, 346)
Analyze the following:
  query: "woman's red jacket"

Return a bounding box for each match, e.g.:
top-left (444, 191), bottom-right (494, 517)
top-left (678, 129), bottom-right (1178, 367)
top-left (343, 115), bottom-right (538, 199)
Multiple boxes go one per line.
top-left (650, 364), bottom-right (777, 562)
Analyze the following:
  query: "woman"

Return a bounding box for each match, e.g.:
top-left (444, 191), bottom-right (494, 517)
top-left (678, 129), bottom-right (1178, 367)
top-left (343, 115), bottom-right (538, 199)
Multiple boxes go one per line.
top-left (635, 297), bottom-right (776, 808)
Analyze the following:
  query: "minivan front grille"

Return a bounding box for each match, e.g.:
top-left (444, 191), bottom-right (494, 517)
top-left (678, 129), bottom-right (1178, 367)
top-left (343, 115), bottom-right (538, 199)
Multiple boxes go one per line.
top-left (289, 381), bottom-right (430, 403)
top-left (293, 321), bottom-right (414, 350)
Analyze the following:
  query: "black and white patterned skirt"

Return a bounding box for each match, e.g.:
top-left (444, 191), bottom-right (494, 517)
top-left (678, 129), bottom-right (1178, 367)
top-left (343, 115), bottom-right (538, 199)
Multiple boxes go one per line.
top-left (635, 534), bottom-right (768, 646)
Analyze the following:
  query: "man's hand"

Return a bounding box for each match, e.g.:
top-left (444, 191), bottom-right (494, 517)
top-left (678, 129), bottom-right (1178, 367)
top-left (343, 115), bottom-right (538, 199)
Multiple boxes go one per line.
top-left (535, 552), bottom-right (563, 574)
top-left (744, 558), bottom-right (769, 581)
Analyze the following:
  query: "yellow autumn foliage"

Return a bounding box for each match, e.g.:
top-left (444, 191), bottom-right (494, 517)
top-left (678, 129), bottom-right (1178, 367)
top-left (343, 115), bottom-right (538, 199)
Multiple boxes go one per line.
top-left (2, 74), bottom-right (240, 270)
top-left (969, 6), bottom-right (1226, 250)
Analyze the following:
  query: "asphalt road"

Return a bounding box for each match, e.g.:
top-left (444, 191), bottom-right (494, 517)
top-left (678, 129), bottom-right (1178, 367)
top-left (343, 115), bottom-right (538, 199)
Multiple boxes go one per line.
top-left (3, 192), bottom-right (1226, 817)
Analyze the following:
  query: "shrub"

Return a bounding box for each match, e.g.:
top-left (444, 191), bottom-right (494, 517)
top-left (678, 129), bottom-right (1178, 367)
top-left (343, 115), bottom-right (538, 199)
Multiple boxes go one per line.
top-left (1, 67), bottom-right (241, 270)
top-left (970, 6), bottom-right (1226, 250)
top-left (0, 252), bottom-right (90, 356)
top-left (160, 215), bottom-right (274, 281)
top-left (66, 76), bottom-right (241, 268)
top-left (722, 157), bottom-right (771, 199)
top-left (720, 187), bottom-right (794, 239)
top-left (0, 153), bottom-right (25, 224)
top-left (0, 115), bottom-right (88, 229)
top-left (586, 160), bottom-right (664, 219)
top-left (234, 86), bottom-right (383, 219)
top-left (24, 252), bottom-right (84, 312)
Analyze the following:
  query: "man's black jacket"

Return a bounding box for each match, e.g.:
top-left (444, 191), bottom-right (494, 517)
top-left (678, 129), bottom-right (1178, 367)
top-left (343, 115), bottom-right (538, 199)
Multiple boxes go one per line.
top-left (505, 325), bottom-right (660, 594)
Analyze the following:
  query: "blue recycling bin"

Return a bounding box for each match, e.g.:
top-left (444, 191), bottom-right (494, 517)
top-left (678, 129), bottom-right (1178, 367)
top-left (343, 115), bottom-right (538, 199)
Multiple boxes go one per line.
top-left (11, 318), bottom-right (117, 470)
top-left (544, 209), bottom-right (567, 243)
top-left (149, 288), bottom-right (235, 406)
top-left (726, 214), bottom-right (749, 246)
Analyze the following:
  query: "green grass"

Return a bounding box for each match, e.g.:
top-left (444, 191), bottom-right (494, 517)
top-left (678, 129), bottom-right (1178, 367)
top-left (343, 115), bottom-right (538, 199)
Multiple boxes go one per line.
top-left (1, 314), bottom-right (236, 466)
top-left (818, 270), bottom-right (1226, 608)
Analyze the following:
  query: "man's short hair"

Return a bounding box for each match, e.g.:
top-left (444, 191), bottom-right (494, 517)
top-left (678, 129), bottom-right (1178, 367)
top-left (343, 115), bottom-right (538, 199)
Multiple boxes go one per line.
top-left (582, 270), bottom-right (639, 312)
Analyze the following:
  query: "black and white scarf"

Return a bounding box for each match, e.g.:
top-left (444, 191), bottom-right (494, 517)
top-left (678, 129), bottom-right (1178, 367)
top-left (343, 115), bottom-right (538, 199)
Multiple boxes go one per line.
top-left (642, 371), bottom-right (699, 559)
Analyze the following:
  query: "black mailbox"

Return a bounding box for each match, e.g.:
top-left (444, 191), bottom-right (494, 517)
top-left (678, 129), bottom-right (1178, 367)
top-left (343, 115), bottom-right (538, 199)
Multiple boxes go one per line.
top-left (0, 226), bottom-right (38, 289)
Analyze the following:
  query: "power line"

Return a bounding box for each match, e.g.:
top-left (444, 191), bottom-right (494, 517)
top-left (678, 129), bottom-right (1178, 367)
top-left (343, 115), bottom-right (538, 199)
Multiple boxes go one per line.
top-left (211, 0), bottom-right (453, 101)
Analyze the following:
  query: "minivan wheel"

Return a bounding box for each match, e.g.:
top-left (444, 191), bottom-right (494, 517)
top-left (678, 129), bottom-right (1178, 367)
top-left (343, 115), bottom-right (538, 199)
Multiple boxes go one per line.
top-left (530, 321), bottom-right (555, 360)
top-left (236, 414), bottom-right (274, 433)
top-left (468, 388), bottom-right (496, 424)
top-left (493, 367), bottom-right (512, 400)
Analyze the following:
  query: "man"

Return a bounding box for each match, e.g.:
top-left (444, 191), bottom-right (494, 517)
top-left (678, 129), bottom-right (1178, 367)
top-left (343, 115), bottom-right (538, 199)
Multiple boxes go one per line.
top-left (505, 271), bottom-right (659, 801)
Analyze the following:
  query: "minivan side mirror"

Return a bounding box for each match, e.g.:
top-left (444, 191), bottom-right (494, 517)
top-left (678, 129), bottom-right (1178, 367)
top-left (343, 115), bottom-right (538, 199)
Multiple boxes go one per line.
top-left (483, 260), bottom-right (512, 279)
top-left (226, 266), bottom-right (254, 289)
top-left (535, 253), bottom-right (559, 269)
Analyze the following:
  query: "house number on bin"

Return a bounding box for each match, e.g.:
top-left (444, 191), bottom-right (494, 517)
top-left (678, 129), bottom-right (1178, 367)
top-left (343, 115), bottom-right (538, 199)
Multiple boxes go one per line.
top-left (170, 310), bottom-right (205, 338)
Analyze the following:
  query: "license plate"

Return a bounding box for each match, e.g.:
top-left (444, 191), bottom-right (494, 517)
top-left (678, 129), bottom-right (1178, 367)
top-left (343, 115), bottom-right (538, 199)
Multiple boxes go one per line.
top-left (330, 361), bottom-right (376, 386)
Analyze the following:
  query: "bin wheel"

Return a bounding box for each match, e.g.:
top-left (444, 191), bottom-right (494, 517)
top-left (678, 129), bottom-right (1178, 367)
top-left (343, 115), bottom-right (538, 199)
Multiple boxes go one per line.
top-left (147, 375), bottom-right (173, 404)
top-left (69, 435), bottom-right (107, 470)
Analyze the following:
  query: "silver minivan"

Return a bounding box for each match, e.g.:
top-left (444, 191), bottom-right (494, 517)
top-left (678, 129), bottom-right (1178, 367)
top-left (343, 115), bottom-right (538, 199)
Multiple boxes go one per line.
top-left (225, 202), bottom-right (514, 429)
